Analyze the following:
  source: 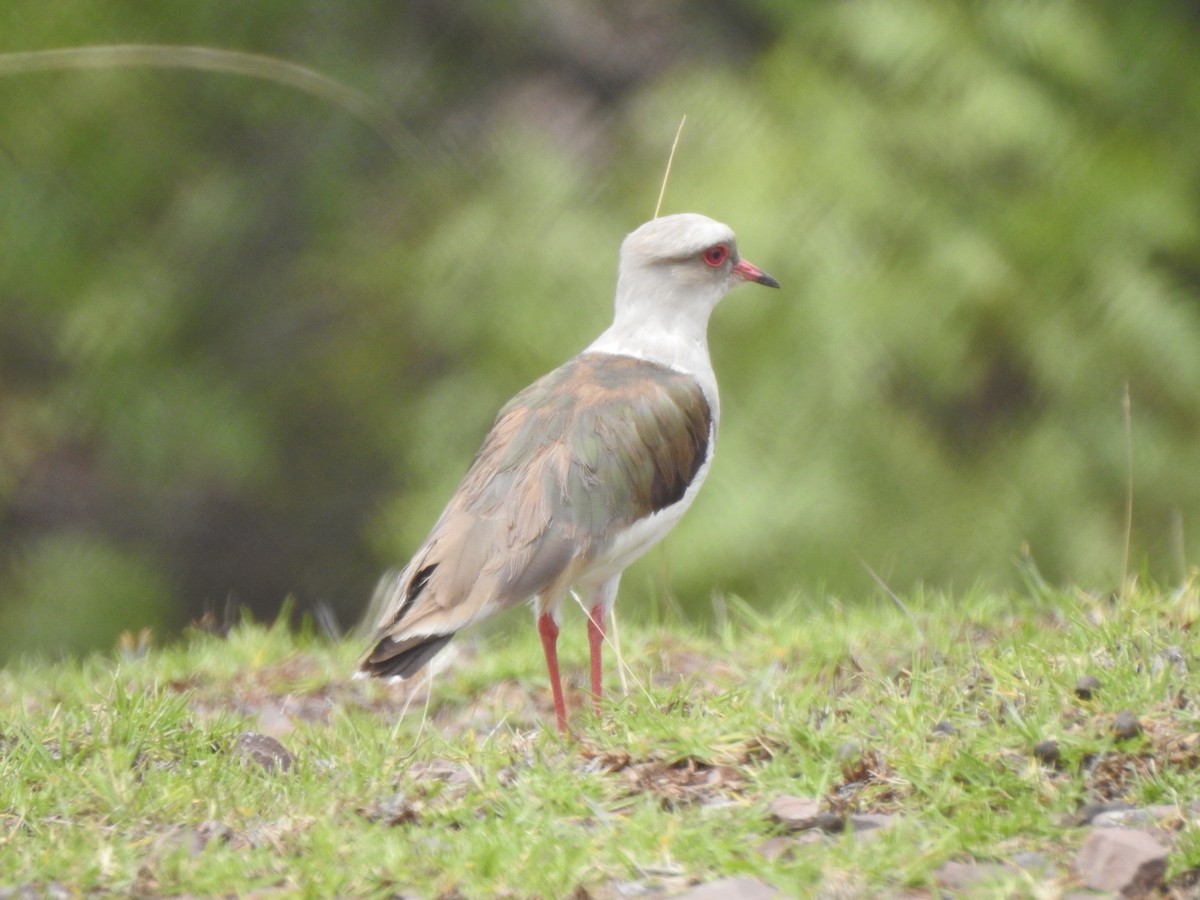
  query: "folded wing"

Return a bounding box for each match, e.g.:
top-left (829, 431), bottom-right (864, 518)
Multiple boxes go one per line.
top-left (360, 352), bottom-right (712, 678)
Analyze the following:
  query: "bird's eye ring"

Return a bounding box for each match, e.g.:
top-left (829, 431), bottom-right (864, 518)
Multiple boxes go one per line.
top-left (702, 244), bottom-right (730, 267)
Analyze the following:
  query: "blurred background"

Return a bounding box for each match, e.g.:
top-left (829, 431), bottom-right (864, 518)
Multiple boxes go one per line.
top-left (2, 2), bottom-right (1199, 658)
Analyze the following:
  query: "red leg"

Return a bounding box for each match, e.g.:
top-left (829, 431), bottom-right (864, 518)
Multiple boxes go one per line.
top-left (587, 602), bottom-right (605, 712)
top-left (537, 613), bottom-right (568, 733)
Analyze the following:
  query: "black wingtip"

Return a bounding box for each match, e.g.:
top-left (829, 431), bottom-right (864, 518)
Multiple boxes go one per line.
top-left (359, 632), bottom-right (455, 679)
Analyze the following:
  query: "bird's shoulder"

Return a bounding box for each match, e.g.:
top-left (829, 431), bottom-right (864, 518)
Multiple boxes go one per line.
top-left (498, 351), bottom-right (710, 438)
top-left (463, 352), bottom-right (713, 526)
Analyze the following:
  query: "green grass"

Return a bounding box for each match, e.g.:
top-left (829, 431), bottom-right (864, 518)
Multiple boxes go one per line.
top-left (2, 582), bottom-right (1199, 896)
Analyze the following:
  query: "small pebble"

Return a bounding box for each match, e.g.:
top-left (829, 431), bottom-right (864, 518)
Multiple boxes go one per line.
top-left (233, 731), bottom-right (295, 773)
top-left (1112, 710), bottom-right (1142, 741)
top-left (1032, 739), bottom-right (1060, 765)
top-left (1074, 675), bottom-right (1101, 700)
top-left (930, 720), bottom-right (956, 738)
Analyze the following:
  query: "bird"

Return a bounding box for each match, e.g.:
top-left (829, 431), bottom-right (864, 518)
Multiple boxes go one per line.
top-left (359, 212), bottom-right (779, 732)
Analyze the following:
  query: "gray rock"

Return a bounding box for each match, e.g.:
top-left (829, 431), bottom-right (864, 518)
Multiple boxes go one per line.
top-left (848, 812), bottom-right (896, 840)
top-left (233, 730), bottom-right (294, 773)
top-left (1074, 801), bottom-right (1137, 826)
top-left (768, 795), bottom-right (821, 831)
top-left (935, 861), bottom-right (1018, 891)
top-left (1075, 827), bottom-right (1167, 894)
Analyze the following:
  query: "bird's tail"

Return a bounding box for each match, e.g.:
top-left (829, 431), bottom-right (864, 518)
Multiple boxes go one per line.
top-left (359, 631), bottom-right (455, 679)
top-left (357, 563), bottom-right (457, 679)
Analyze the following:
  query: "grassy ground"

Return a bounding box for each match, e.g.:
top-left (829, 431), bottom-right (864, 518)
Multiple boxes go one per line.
top-left (3, 579), bottom-right (1200, 897)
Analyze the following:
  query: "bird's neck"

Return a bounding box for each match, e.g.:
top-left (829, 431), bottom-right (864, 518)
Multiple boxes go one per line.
top-left (585, 278), bottom-right (720, 409)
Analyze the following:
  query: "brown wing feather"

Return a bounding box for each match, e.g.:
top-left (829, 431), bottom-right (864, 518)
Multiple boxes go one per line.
top-left (360, 352), bottom-right (711, 678)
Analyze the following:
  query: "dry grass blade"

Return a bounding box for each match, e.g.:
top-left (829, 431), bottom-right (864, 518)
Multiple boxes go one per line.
top-left (0, 45), bottom-right (422, 158)
top-left (653, 115), bottom-right (687, 219)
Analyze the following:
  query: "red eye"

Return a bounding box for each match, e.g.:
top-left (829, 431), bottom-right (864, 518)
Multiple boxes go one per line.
top-left (702, 243), bottom-right (730, 267)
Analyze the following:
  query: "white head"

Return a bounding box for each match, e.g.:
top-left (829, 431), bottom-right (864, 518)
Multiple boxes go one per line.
top-left (614, 213), bottom-right (778, 328)
top-left (588, 212), bottom-right (777, 380)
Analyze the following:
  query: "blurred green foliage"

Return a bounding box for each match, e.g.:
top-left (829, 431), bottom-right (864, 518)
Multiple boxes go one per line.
top-left (1, 2), bottom-right (1199, 656)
